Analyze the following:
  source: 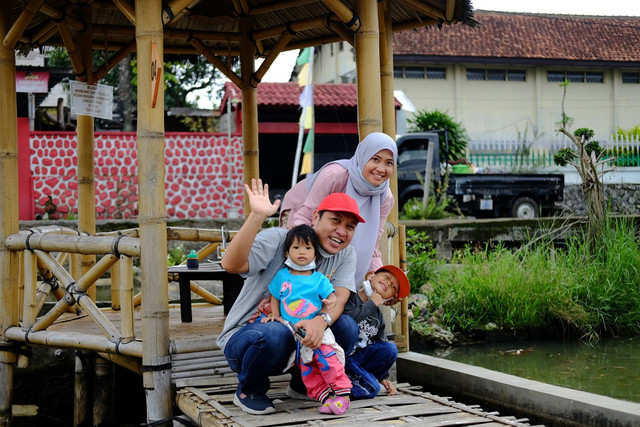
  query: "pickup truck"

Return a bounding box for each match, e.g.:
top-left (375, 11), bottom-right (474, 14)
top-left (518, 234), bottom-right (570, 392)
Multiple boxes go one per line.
top-left (396, 133), bottom-right (564, 218)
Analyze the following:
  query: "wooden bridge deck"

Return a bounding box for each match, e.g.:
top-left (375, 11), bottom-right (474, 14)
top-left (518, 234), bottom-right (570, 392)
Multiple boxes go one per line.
top-left (43, 304), bottom-right (542, 426)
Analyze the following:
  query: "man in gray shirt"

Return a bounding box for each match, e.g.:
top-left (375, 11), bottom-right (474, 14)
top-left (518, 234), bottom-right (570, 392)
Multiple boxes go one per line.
top-left (218, 179), bottom-right (362, 414)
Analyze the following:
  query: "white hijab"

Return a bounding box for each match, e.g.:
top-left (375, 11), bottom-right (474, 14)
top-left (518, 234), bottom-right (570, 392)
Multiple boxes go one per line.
top-left (306, 132), bottom-right (398, 282)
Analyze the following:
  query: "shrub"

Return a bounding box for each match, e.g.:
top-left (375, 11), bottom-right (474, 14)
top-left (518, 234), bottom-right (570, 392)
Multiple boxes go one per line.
top-left (408, 109), bottom-right (469, 161)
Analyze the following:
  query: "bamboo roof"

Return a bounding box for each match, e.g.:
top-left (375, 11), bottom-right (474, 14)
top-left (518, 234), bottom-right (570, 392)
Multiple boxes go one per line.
top-left (11, 0), bottom-right (476, 60)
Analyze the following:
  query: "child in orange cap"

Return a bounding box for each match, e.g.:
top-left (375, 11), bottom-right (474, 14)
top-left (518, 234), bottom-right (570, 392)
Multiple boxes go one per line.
top-left (342, 265), bottom-right (410, 399)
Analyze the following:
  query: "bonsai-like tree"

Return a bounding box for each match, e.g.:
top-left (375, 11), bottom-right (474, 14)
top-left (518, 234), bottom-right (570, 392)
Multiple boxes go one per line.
top-left (408, 109), bottom-right (469, 161)
top-left (553, 80), bottom-right (614, 241)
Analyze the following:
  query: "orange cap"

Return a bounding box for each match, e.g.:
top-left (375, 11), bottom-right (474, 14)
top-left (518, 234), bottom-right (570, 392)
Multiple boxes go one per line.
top-left (375, 265), bottom-right (410, 298)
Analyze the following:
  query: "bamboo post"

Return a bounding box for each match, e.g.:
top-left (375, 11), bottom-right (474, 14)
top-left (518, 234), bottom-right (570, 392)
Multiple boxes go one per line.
top-left (120, 255), bottom-right (135, 343)
top-left (111, 260), bottom-right (122, 310)
top-left (240, 17), bottom-right (259, 215)
top-left (22, 251), bottom-right (38, 329)
top-left (77, 6), bottom-right (97, 301)
top-left (74, 351), bottom-right (93, 426)
top-left (0, 3), bottom-right (19, 423)
top-left (93, 357), bottom-right (115, 426)
top-left (397, 225), bottom-right (409, 351)
top-left (379, 1), bottom-right (401, 267)
top-left (355, 0), bottom-right (382, 138)
top-left (136, 0), bottom-right (173, 422)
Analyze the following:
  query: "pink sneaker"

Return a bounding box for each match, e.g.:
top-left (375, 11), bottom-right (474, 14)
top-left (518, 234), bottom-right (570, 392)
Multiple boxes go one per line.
top-left (318, 398), bottom-right (334, 414)
top-left (329, 396), bottom-right (350, 415)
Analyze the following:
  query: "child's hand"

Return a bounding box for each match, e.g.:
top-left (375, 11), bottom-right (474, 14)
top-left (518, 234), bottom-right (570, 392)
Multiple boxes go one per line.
top-left (380, 379), bottom-right (397, 396)
top-left (261, 314), bottom-right (280, 323)
top-left (369, 292), bottom-right (385, 306)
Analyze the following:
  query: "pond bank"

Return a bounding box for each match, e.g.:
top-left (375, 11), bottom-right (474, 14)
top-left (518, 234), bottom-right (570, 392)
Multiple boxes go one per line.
top-left (397, 351), bottom-right (640, 427)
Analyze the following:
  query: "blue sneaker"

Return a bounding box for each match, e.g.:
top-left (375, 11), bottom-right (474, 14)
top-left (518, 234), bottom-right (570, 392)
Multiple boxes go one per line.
top-left (233, 389), bottom-right (275, 415)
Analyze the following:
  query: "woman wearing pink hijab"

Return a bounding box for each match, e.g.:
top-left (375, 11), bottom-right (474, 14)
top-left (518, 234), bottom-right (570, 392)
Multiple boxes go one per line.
top-left (280, 132), bottom-right (397, 285)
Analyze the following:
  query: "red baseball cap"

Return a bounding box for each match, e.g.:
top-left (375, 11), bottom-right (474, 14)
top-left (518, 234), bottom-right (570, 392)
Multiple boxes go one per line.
top-left (375, 265), bottom-right (410, 298)
top-left (316, 193), bottom-right (365, 223)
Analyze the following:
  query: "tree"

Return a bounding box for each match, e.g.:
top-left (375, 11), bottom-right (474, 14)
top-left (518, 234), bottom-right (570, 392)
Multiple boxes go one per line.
top-left (407, 109), bottom-right (469, 161)
top-left (554, 79), bottom-right (614, 243)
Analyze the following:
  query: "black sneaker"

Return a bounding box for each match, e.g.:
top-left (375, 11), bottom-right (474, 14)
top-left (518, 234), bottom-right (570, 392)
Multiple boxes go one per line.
top-left (233, 389), bottom-right (275, 415)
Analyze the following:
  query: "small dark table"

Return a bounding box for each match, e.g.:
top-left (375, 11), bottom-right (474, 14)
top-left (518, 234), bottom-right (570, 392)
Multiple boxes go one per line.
top-left (168, 262), bottom-right (244, 322)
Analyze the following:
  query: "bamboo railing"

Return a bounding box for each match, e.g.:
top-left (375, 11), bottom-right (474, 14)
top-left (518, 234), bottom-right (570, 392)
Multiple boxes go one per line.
top-left (4, 225), bottom-right (236, 365)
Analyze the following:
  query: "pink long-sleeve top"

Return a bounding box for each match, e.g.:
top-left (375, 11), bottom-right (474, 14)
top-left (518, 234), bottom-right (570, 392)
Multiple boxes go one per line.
top-left (281, 163), bottom-right (394, 277)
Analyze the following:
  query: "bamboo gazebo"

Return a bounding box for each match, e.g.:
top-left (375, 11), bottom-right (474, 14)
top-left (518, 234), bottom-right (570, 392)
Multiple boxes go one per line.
top-left (0, 1), bottom-right (475, 425)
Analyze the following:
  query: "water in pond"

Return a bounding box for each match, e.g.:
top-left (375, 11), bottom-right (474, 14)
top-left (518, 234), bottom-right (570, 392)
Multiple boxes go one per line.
top-left (414, 336), bottom-right (640, 403)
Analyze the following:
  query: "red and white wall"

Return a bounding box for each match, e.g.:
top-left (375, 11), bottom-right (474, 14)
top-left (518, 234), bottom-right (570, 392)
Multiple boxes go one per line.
top-left (19, 118), bottom-right (244, 220)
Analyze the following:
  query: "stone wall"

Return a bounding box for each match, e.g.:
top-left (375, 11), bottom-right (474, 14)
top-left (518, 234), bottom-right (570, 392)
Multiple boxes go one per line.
top-left (30, 132), bottom-right (244, 220)
top-left (558, 184), bottom-right (640, 216)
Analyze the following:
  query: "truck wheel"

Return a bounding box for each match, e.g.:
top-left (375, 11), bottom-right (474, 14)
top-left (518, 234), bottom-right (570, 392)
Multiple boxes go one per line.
top-left (511, 197), bottom-right (538, 218)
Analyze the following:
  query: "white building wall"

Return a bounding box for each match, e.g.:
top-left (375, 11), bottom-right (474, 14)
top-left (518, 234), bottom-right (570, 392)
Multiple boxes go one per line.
top-left (312, 54), bottom-right (640, 139)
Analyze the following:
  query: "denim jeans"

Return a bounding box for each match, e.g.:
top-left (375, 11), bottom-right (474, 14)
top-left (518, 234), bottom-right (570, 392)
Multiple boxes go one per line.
top-left (345, 340), bottom-right (398, 399)
top-left (224, 314), bottom-right (359, 396)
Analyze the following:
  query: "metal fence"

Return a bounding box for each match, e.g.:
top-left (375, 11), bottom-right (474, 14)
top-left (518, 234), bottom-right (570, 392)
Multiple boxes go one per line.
top-left (467, 134), bottom-right (640, 169)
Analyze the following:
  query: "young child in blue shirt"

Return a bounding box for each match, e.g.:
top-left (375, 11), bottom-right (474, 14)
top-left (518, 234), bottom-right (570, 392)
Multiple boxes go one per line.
top-left (263, 224), bottom-right (352, 415)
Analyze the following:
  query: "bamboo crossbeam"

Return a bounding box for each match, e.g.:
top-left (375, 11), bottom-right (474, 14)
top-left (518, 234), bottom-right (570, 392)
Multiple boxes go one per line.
top-left (35, 250), bottom-right (76, 289)
top-left (445, 0), bottom-right (455, 22)
top-left (397, 0), bottom-right (444, 21)
top-left (6, 233), bottom-right (141, 257)
top-left (35, 256), bottom-right (79, 315)
top-left (93, 38), bottom-right (136, 81)
top-left (74, 293), bottom-right (122, 340)
top-left (321, 0), bottom-right (361, 31)
top-left (165, 0), bottom-right (202, 26)
top-left (113, 0), bottom-right (136, 25)
top-left (32, 293), bottom-right (76, 332)
top-left (35, 21), bottom-right (58, 46)
top-left (190, 37), bottom-right (242, 87)
top-left (56, 251), bottom-right (70, 267)
top-left (175, 392), bottom-right (221, 426)
top-left (3, 0), bottom-right (45, 49)
top-left (89, 25), bottom-right (243, 43)
top-left (75, 254), bottom-right (118, 293)
top-left (253, 30), bottom-right (292, 84)
top-left (98, 227), bottom-right (236, 242)
top-left (328, 20), bottom-right (355, 47)
top-left (252, 15), bottom-right (330, 41)
top-left (97, 352), bottom-right (141, 373)
top-left (162, 0), bottom-right (197, 25)
top-left (249, 0), bottom-right (316, 15)
top-left (4, 327), bottom-right (142, 358)
top-left (39, 4), bottom-right (86, 31)
top-left (119, 255), bottom-right (135, 343)
top-left (57, 23), bottom-right (87, 80)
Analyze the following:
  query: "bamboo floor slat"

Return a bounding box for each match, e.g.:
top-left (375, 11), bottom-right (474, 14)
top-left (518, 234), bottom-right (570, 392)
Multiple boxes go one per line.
top-left (175, 375), bottom-right (543, 427)
top-left (38, 304), bottom-right (543, 426)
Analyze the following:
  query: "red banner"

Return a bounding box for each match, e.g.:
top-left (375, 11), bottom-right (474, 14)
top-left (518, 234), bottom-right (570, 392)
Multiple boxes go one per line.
top-left (16, 71), bottom-right (49, 93)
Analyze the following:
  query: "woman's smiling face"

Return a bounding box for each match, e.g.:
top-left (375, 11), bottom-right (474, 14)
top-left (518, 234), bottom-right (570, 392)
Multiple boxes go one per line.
top-left (362, 149), bottom-right (394, 186)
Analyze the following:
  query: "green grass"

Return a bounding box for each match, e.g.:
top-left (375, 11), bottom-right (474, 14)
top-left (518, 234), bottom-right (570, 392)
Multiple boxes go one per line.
top-left (407, 217), bottom-right (640, 341)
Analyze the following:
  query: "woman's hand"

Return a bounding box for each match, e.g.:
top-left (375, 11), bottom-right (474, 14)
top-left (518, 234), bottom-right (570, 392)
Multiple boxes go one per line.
top-left (260, 314), bottom-right (281, 323)
top-left (380, 379), bottom-right (397, 396)
top-left (245, 178), bottom-right (280, 219)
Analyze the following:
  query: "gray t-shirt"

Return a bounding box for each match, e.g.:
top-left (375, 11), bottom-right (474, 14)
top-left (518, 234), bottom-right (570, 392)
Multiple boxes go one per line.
top-left (216, 227), bottom-right (357, 350)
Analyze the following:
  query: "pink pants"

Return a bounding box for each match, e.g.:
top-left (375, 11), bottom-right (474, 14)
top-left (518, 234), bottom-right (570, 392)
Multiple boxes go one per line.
top-left (299, 344), bottom-right (352, 402)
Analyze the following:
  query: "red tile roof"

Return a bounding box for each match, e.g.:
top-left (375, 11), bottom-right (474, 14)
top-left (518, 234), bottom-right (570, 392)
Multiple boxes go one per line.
top-left (394, 11), bottom-right (640, 63)
top-left (225, 82), bottom-right (401, 109)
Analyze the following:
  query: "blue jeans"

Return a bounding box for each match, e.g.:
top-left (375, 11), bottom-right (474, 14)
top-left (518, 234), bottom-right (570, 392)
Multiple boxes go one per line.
top-left (224, 314), bottom-right (359, 396)
top-left (345, 340), bottom-right (398, 399)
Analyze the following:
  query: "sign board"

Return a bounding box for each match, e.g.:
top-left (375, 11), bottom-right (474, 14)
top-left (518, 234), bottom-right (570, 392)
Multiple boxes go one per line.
top-left (16, 71), bottom-right (49, 93)
top-left (70, 81), bottom-right (113, 120)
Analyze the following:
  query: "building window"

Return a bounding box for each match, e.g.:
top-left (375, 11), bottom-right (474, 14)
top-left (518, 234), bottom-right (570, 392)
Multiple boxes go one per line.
top-left (466, 68), bottom-right (524, 82)
top-left (467, 68), bottom-right (485, 80)
top-left (330, 44), bottom-right (334, 56)
top-left (622, 72), bottom-right (640, 84)
top-left (508, 70), bottom-right (526, 81)
top-left (339, 41), bottom-right (344, 51)
top-left (393, 66), bottom-right (403, 78)
top-left (426, 67), bottom-right (446, 79)
top-left (547, 70), bottom-right (604, 83)
top-left (547, 71), bottom-right (565, 82)
top-left (405, 66), bottom-right (425, 79)
top-left (487, 69), bottom-right (506, 81)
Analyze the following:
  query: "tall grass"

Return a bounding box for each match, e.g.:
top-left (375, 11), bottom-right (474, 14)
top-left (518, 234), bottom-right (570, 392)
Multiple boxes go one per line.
top-left (408, 217), bottom-right (640, 341)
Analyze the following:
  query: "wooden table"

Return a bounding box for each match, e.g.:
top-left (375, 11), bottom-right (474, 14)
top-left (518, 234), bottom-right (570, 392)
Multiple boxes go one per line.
top-left (168, 262), bottom-right (243, 322)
